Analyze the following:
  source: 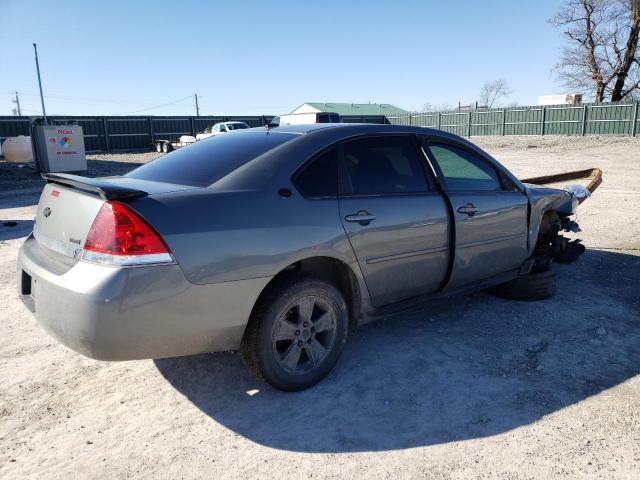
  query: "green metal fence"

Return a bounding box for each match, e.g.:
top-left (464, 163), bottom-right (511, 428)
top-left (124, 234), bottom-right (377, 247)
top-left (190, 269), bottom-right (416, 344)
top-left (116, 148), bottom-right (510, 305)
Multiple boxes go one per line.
top-left (387, 102), bottom-right (640, 137)
top-left (0, 114), bottom-right (389, 153)
top-left (0, 115), bottom-right (277, 152)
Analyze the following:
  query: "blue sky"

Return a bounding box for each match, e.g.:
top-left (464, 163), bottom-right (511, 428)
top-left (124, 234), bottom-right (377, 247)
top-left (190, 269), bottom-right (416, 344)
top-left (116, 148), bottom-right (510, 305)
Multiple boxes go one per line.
top-left (0, 0), bottom-right (566, 116)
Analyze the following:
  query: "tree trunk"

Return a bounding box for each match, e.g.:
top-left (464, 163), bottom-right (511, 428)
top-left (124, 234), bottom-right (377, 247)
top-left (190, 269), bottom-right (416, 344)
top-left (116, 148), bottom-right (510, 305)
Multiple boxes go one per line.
top-left (582, 1), bottom-right (606, 101)
top-left (611, 0), bottom-right (640, 101)
top-left (595, 83), bottom-right (606, 103)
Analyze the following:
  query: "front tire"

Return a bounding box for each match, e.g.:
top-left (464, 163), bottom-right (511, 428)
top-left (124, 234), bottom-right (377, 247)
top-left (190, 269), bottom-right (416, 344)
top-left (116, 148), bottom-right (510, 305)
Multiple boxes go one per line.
top-left (488, 268), bottom-right (556, 301)
top-left (241, 275), bottom-right (349, 391)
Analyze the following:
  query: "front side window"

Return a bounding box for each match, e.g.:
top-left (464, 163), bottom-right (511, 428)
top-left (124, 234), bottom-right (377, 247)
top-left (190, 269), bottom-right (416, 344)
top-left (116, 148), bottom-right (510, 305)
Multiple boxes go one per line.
top-left (427, 143), bottom-right (500, 192)
top-left (317, 114), bottom-right (330, 123)
top-left (294, 148), bottom-right (338, 198)
top-left (343, 136), bottom-right (429, 195)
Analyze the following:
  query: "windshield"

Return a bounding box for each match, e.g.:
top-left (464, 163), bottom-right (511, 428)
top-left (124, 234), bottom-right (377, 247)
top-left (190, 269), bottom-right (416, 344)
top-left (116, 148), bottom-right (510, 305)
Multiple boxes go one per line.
top-left (226, 123), bottom-right (249, 130)
top-left (127, 131), bottom-right (297, 187)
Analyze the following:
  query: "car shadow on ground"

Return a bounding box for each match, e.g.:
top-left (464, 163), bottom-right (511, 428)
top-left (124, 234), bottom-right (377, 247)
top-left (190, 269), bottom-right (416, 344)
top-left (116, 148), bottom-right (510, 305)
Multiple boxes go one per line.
top-left (155, 249), bottom-right (640, 453)
top-left (0, 220), bottom-right (33, 241)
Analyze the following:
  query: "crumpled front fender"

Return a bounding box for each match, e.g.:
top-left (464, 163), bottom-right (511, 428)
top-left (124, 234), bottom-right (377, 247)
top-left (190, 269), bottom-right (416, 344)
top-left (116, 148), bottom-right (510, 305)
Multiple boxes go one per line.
top-left (525, 185), bottom-right (578, 256)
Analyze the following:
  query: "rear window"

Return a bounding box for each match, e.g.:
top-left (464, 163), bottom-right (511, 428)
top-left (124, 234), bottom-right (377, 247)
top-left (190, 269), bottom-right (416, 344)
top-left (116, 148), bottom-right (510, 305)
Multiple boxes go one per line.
top-left (127, 131), bottom-right (296, 187)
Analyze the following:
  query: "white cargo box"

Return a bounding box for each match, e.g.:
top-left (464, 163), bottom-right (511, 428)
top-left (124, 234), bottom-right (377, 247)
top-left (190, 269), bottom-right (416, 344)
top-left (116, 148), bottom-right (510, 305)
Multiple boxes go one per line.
top-left (538, 94), bottom-right (583, 106)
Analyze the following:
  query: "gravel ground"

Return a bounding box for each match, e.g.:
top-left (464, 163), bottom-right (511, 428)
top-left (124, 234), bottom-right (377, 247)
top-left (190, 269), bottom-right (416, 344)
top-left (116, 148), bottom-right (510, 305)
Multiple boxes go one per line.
top-left (1, 136), bottom-right (639, 479)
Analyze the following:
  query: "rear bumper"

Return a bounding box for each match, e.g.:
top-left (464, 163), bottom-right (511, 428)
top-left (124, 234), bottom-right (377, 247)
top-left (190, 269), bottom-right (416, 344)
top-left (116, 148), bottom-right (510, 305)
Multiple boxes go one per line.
top-left (17, 236), bottom-right (271, 360)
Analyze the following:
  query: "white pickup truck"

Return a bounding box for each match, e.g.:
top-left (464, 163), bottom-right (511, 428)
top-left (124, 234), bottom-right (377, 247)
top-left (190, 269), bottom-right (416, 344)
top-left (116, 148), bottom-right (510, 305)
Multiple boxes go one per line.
top-left (195, 121), bottom-right (250, 141)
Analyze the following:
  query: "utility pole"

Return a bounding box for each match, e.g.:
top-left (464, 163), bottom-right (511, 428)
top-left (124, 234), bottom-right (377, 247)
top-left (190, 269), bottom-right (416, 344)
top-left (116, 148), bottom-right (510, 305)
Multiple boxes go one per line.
top-left (12, 91), bottom-right (22, 116)
top-left (194, 93), bottom-right (200, 116)
top-left (33, 43), bottom-right (47, 123)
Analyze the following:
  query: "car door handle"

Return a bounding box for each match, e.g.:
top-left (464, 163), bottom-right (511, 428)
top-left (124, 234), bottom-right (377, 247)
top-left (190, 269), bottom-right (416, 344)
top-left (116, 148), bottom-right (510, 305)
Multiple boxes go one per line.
top-left (457, 203), bottom-right (479, 216)
top-left (345, 212), bottom-right (376, 225)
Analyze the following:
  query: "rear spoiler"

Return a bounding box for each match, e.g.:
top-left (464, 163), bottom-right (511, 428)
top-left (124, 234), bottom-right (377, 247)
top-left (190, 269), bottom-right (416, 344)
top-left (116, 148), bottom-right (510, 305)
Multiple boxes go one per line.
top-left (41, 173), bottom-right (148, 201)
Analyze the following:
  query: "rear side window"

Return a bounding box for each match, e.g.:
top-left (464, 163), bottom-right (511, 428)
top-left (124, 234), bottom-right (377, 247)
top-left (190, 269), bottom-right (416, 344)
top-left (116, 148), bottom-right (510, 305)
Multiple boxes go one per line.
top-left (343, 136), bottom-right (428, 195)
top-left (294, 148), bottom-right (338, 198)
top-left (317, 114), bottom-right (330, 123)
top-left (127, 132), bottom-right (296, 187)
top-left (427, 143), bottom-right (500, 192)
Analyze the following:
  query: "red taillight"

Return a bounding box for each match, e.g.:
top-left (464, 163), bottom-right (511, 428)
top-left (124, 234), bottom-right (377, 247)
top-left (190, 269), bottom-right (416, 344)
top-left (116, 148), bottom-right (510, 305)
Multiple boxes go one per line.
top-left (83, 201), bottom-right (172, 265)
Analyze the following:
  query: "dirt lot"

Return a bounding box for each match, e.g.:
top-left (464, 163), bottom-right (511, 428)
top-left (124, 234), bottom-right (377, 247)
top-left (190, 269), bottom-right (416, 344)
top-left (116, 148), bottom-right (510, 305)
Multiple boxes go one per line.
top-left (1, 136), bottom-right (639, 479)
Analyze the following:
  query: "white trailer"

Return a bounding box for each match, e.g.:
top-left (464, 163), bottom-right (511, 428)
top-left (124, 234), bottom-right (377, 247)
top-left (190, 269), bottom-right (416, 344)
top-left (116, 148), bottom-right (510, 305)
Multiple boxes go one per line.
top-left (153, 135), bottom-right (196, 153)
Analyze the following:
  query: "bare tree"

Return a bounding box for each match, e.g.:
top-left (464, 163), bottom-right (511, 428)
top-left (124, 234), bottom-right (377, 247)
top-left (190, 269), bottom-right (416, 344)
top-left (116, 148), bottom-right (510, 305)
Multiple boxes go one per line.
top-left (478, 79), bottom-right (513, 107)
top-left (551, 0), bottom-right (640, 102)
top-left (421, 102), bottom-right (452, 112)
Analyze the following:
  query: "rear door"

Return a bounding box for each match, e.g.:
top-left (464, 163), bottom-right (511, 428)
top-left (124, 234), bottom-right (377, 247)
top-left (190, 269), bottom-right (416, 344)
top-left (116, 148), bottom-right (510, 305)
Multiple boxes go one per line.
top-left (422, 139), bottom-right (529, 288)
top-left (338, 135), bottom-right (450, 307)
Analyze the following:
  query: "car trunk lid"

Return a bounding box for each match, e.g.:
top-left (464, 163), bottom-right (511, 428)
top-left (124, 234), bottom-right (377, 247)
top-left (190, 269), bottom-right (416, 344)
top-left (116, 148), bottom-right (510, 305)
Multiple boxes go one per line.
top-left (33, 174), bottom-right (199, 263)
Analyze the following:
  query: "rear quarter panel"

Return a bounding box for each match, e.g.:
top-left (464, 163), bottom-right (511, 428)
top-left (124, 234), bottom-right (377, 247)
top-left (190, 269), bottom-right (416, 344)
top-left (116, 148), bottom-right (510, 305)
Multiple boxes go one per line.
top-left (130, 189), bottom-right (359, 285)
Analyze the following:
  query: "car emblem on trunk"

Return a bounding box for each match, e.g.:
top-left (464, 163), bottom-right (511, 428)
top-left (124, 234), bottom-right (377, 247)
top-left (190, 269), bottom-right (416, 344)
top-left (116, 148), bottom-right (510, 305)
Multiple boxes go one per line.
top-left (43, 207), bottom-right (51, 218)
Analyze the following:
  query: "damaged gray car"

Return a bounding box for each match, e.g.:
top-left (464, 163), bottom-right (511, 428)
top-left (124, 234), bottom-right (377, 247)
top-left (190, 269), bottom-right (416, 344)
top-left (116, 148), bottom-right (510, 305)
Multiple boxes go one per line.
top-left (17, 124), bottom-right (600, 391)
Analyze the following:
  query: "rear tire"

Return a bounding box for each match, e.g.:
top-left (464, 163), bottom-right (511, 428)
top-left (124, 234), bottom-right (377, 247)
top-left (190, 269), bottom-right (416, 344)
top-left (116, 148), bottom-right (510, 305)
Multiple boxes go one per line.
top-left (488, 268), bottom-right (556, 301)
top-left (241, 275), bottom-right (349, 391)
top-left (161, 142), bottom-right (170, 153)
top-left (155, 142), bottom-right (162, 153)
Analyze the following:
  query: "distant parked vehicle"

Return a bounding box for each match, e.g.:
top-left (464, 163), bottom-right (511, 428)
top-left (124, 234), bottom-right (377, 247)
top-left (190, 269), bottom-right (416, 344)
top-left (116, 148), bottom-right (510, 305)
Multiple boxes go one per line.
top-left (272, 112), bottom-right (341, 126)
top-left (153, 122), bottom-right (250, 153)
top-left (196, 121), bottom-right (250, 141)
top-left (153, 135), bottom-right (196, 154)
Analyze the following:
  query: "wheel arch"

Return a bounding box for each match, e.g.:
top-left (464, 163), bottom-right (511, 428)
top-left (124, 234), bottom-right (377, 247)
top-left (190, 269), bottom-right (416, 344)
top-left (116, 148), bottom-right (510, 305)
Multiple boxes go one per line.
top-left (246, 256), bottom-right (364, 336)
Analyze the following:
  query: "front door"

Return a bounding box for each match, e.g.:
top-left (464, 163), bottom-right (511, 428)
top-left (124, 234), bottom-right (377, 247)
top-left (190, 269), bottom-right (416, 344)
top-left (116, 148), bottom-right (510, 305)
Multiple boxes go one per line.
top-left (424, 140), bottom-right (529, 289)
top-left (338, 135), bottom-right (450, 307)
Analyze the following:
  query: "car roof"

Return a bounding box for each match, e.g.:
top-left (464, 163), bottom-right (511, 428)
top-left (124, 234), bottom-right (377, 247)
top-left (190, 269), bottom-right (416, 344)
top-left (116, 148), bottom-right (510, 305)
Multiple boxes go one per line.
top-left (255, 122), bottom-right (451, 138)
top-left (212, 123), bottom-right (525, 192)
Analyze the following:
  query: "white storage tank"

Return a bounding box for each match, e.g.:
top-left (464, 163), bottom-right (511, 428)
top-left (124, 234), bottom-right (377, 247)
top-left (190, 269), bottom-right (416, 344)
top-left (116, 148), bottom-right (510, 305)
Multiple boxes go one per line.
top-left (2, 135), bottom-right (33, 163)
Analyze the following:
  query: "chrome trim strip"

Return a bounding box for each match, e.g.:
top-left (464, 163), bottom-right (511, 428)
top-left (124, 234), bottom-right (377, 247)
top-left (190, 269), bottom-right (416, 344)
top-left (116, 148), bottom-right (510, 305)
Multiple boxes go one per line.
top-left (82, 251), bottom-right (174, 267)
top-left (33, 232), bottom-right (83, 259)
top-left (456, 233), bottom-right (527, 250)
top-left (366, 246), bottom-right (449, 264)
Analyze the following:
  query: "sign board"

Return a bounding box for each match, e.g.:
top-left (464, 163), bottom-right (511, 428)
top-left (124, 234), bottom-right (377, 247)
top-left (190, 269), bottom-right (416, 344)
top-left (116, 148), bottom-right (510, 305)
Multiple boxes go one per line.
top-left (33, 125), bottom-right (87, 172)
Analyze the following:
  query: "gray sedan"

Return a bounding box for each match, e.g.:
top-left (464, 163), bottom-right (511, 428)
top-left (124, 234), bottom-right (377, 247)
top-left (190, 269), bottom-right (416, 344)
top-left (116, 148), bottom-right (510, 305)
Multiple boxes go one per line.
top-left (17, 124), bottom-right (584, 390)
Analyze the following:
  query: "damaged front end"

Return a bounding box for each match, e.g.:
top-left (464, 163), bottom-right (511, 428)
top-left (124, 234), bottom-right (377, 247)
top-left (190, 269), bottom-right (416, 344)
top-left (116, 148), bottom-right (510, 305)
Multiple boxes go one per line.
top-left (522, 168), bottom-right (602, 270)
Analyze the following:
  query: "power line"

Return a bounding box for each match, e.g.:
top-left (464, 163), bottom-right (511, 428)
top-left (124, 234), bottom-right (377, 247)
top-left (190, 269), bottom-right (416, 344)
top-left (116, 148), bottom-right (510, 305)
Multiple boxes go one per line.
top-left (0, 91), bottom-right (194, 107)
top-left (11, 91), bottom-right (21, 116)
top-left (112, 95), bottom-right (194, 115)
